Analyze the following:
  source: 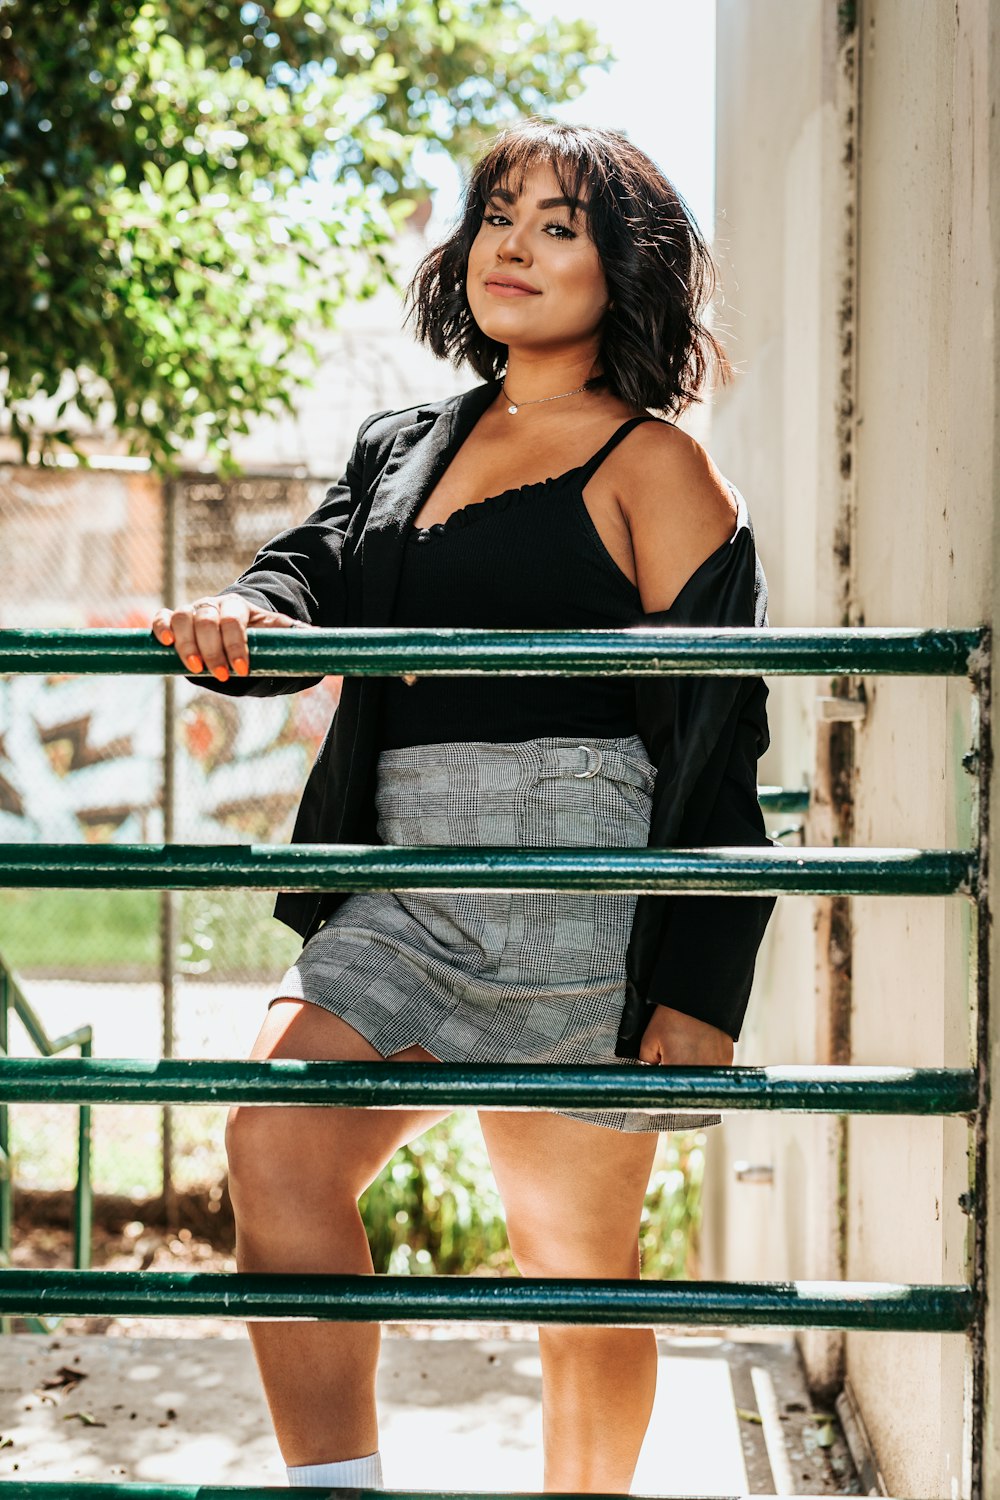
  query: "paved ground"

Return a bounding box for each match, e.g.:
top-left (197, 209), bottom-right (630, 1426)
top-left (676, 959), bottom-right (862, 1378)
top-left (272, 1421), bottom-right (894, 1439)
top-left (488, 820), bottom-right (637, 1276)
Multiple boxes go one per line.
top-left (11, 978), bottom-right (268, 1063)
top-left (0, 1328), bottom-right (861, 1493)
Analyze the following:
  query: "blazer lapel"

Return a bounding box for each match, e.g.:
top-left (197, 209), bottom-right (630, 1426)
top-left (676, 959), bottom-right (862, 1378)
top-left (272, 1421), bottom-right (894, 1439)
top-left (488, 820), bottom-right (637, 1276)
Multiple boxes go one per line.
top-left (360, 379), bottom-right (501, 625)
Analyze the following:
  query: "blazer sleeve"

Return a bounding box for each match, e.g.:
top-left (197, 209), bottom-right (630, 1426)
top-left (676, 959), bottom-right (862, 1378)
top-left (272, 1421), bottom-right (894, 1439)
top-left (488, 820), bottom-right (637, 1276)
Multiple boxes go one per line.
top-left (620, 522), bottom-right (777, 1050)
top-left (176, 408), bottom-right (391, 700)
top-left (642, 694), bottom-right (777, 1040)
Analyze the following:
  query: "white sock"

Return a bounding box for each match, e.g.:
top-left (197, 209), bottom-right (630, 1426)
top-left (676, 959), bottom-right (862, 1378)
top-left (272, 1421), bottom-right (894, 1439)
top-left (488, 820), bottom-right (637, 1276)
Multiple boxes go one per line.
top-left (286, 1450), bottom-right (383, 1488)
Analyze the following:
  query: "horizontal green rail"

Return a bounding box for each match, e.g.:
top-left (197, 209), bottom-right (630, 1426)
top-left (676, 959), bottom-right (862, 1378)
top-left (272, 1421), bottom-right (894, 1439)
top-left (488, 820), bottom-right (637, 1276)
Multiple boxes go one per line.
top-left (758, 783), bottom-right (810, 813)
top-left (0, 1268), bottom-right (975, 1331)
top-left (0, 625), bottom-right (985, 677)
top-left (0, 844), bottom-right (976, 895)
top-left (0, 1059), bottom-right (979, 1115)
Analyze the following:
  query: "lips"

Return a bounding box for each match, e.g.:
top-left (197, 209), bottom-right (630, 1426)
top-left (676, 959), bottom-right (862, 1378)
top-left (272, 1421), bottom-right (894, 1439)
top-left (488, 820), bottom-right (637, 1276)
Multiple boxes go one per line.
top-left (484, 275), bottom-right (541, 295)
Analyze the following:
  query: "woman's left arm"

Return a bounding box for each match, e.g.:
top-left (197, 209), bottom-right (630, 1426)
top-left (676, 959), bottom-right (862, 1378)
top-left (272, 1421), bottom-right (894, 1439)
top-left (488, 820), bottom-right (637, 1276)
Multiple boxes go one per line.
top-left (620, 425), bottom-right (754, 1067)
top-left (619, 423), bottom-right (740, 615)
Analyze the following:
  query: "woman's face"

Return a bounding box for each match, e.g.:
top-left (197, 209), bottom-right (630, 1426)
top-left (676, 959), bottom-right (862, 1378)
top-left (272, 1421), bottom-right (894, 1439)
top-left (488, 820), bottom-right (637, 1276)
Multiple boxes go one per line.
top-left (465, 160), bottom-right (610, 355)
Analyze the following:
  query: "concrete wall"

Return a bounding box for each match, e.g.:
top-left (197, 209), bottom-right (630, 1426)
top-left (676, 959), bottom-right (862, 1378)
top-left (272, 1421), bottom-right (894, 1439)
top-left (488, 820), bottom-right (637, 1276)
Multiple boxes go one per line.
top-left (709, 2), bottom-right (999, 1494)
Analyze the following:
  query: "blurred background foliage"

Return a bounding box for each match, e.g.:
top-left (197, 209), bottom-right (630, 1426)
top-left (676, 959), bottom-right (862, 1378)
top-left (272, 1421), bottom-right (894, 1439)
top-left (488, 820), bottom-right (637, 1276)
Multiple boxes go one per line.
top-left (13, 1098), bottom-right (708, 1279)
top-left (0, 0), bottom-right (606, 470)
top-left (360, 1114), bottom-right (707, 1280)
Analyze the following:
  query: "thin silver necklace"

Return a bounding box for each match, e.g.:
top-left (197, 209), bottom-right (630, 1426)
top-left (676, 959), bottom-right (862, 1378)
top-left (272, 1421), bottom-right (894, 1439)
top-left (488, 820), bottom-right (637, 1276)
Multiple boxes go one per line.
top-left (501, 377), bottom-right (594, 415)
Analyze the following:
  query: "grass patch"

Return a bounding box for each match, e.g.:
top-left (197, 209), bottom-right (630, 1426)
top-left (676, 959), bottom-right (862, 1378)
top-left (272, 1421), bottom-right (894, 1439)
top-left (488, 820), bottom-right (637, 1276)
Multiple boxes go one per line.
top-left (0, 888), bottom-right (160, 974)
top-left (0, 888), bottom-right (300, 980)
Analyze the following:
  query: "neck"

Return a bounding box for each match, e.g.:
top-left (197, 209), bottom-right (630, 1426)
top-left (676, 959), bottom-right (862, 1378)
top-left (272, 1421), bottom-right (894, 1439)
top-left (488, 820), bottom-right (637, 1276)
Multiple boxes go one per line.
top-left (501, 349), bottom-right (601, 405)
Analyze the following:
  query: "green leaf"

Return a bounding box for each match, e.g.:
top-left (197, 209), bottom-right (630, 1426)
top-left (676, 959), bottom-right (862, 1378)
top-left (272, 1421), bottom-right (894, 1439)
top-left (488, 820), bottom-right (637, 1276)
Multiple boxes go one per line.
top-left (0, 0), bottom-right (607, 471)
top-left (62, 1412), bottom-right (107, 1428)
top-left (162, 160), bottom-right (190, 195)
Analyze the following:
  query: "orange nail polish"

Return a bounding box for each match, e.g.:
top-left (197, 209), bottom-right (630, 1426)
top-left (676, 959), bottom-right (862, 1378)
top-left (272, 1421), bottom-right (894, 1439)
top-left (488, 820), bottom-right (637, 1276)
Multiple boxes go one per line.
top-left (233, 658), bottom-right (249, 676)
top-left (212, 665), bottom-right (229, 682)
top-left (162, 631), bottom-right (174, 645)
top-left (186, 654), bottom-right (203, 672)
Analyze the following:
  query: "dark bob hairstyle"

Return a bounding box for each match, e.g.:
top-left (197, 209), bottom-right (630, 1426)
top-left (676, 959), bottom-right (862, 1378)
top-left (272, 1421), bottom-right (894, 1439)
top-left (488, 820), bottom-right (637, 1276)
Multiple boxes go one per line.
top-left (407, 117), bottom-right (735, 417)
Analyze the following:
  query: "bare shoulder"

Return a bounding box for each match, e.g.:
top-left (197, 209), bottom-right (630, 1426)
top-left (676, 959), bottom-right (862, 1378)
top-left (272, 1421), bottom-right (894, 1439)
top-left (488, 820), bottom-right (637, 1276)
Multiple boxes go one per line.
top-left (617, 420), bottom-right (737, 533)
top-left (615, 421), bottom-right (740, 613)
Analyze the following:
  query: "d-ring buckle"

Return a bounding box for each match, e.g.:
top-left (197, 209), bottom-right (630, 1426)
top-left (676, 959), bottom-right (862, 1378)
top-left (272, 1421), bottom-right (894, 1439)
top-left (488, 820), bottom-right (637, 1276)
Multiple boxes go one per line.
top-left (572, 745), bottom-right (603, 779)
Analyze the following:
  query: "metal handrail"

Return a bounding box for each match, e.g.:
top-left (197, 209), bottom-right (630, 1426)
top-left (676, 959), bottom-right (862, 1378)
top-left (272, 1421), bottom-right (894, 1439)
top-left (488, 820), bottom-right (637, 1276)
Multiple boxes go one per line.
top-left (0, 955), bottom-right (93, 1335)
top-left (0, 1058), bottom-right (980, 1116)
top-left (0, 621), bottom-right (988, 1495)
top-left (0, 623), bottom-right (986, 676)
top-left (0, 844), bottom-right (978, 894)
top-left (0, 1266), bottom-right (977, 1331)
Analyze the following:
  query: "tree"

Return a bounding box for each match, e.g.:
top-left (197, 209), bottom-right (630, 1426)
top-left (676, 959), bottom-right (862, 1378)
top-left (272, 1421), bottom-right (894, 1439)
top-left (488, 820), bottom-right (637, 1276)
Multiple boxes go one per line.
top-left (0, 0), bottom-right (607, 469)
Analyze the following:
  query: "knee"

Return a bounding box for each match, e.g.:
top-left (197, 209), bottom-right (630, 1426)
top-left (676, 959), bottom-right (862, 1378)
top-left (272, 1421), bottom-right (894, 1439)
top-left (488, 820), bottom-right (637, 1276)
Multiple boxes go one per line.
top-left (225, 1104), bottom-right (343, 1226)
top-left (224, 1104), bottom-right (278, 1217)
top-left (507, 1220), bottom-right (640, 1281)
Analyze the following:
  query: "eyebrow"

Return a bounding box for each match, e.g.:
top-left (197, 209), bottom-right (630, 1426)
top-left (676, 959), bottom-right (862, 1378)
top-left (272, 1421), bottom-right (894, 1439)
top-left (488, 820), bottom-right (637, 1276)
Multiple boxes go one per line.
top-left (488, 187), bottom-right (590, 212)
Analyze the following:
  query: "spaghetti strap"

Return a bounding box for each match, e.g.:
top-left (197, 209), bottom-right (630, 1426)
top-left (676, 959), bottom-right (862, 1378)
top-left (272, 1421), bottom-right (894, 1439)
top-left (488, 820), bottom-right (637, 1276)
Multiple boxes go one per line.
top-left (576, 415), bottom-right (662, 486)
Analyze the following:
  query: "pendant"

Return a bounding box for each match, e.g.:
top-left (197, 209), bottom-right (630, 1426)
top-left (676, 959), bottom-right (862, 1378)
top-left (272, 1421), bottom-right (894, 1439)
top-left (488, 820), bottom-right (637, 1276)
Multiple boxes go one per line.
top-left (507, 404), bottom-right (518, 414)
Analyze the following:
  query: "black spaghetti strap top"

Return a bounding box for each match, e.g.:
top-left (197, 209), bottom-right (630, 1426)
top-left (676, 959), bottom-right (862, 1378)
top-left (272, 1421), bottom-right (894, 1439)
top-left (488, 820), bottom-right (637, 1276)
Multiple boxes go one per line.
top-left (377, 416), bottom-right (659, 751)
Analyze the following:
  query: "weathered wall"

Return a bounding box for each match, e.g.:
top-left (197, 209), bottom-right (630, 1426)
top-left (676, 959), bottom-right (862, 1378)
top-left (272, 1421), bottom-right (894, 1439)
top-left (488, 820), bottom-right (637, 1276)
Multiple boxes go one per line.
top-left (703, 0), bottom-right (852, 1408)
top-left (709, 1), bottom-right (999, 1494)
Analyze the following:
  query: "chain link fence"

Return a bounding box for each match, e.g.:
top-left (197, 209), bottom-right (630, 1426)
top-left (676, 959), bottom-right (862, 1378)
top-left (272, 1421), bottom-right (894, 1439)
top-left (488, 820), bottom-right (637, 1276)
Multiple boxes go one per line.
top-left (0, 458), bottom-right (337, 1203)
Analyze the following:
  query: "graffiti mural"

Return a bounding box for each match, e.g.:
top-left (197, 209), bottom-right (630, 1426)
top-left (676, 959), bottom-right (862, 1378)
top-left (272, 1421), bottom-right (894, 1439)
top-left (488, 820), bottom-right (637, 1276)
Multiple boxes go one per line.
top-left (0, 633), bottom-right (342, 848)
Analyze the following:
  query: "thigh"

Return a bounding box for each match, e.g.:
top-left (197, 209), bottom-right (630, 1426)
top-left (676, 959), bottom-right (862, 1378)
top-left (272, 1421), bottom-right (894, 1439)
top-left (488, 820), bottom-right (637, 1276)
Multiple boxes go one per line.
top-left (477, 1108), bottom-right (659, 1278)
top-left (229, 998), bottom-right (453, 1200)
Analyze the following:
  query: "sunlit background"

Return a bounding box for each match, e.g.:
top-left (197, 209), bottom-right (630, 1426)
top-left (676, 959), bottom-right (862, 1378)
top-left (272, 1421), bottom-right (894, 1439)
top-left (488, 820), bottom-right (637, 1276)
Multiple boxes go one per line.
top-left (423, 0), bottom-right (717, 243)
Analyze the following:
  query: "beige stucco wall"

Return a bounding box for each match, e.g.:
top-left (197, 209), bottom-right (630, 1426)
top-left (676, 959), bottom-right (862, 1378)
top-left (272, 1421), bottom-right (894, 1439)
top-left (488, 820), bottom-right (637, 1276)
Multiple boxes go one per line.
top-left (708, 1), bottom-right (999, 1495)
top-left (703, 0), bottom-right (852, 1403)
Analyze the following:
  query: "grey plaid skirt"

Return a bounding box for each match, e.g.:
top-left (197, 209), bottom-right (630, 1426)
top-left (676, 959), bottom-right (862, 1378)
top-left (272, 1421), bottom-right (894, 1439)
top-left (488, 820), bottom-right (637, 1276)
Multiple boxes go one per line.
top-left (273, 734), bottom-right (721, 1134)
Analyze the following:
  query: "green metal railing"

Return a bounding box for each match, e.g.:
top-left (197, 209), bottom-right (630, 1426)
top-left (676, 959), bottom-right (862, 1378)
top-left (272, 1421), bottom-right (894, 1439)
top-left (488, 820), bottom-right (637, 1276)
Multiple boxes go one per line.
top-left (0, 624), bottom-right (983, 677)
top-left (0, 623), bottom-right (989, 1500)
top-left (0, 953), bottom-right (93, 1336)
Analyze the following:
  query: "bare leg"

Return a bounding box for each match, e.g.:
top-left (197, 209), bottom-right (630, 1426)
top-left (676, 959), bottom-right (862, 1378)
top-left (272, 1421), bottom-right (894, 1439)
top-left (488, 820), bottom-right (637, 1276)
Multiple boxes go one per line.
top-left (226, 999), bottom-right (450, 1466)
top-left (478, 1107), bottom-right (660, 1493)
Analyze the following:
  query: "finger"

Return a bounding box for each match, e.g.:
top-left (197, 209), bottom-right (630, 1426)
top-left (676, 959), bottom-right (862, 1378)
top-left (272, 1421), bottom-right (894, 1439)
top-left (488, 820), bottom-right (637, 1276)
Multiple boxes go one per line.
top-left (253, 610), bottom-right (308, 630)
top-left (165, 607), bottom-right (203, 673)
top-left (243, 610), bottom-right (312, 674)
top-left (217, 596), bottom-right (251, 675)
top-left (190, 599), bottom-right (232, 681)
top-left (150, 608), bottom-right (175, 647)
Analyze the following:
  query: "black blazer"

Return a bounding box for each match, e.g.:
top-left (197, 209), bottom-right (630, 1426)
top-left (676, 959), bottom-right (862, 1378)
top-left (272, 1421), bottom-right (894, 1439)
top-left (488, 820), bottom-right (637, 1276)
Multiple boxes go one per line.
top-left (188, 378), bottom-right (777, 1055)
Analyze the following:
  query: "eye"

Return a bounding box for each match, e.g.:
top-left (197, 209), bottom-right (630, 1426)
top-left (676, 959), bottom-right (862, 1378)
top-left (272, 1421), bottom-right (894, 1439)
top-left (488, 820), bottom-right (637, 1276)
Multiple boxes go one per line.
top-left (543, 220), bottom-right (577, 239)
top-left (483, 211), bottom-right (511, 228)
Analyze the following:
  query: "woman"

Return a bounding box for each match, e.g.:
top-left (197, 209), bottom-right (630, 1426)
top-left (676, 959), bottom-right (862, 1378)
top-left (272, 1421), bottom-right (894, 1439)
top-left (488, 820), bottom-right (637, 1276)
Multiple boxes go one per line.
top-left (151, 119), bottom-right (775, 1493)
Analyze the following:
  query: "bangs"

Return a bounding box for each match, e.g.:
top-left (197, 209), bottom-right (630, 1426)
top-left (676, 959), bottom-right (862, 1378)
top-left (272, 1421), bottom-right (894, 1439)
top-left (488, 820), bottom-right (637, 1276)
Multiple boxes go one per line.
top-left (474, 127), bottom-right (601, 217)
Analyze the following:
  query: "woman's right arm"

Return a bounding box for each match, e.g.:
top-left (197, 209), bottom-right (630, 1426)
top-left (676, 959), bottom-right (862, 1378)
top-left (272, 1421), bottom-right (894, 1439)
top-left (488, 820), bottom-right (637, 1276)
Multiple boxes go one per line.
top-left (150, 409), bottom-right (391, 697)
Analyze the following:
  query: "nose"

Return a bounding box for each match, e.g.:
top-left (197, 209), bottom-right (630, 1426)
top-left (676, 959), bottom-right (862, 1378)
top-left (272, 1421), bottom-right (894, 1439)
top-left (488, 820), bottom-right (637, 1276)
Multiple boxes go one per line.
top-left (495, 219), bottom-right (531, 264)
